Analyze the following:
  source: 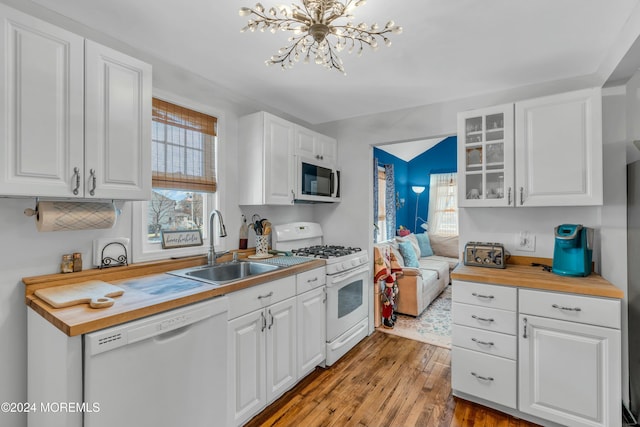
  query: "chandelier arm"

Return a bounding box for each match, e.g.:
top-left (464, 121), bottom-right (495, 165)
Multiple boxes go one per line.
top-left (269, 36), bottom-right (308, 66)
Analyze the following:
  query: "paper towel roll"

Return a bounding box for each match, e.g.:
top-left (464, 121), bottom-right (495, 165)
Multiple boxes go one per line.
top-left (36, 201), bottom-right (117, 232)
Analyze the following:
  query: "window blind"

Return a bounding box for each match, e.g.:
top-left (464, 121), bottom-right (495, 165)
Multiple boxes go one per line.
top-left (151, 98), bottom-right (218, 192)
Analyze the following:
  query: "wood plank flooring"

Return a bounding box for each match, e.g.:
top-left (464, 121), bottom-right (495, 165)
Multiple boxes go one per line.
top-left (245, 331), bottom-right (539, 427)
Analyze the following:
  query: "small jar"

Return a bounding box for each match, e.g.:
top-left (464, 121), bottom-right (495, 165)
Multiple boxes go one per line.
top-left (61, 254), bottom-right (74, 273)
top-left (72, 252), bottom-right (83, 272)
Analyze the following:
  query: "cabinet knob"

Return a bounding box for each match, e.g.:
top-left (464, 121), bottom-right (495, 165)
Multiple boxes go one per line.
top-left (471, 338), bottom-right (494, 347)
top-left (552, 303), bottom-right (581, 312)
top-left (72, 167), bottom-right (81, 195)
top-left (471, 292), bottom-right (494, 300)
top-left (89, 169), bottom-right (97, 196)
top-left (472, 314), bottom-right (494, 323)
top-left (471, 372), bottom-right (494, 382)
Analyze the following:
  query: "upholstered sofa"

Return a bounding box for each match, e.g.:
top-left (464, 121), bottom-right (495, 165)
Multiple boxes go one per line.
top-left (374, 233), bottom-right (459, 318)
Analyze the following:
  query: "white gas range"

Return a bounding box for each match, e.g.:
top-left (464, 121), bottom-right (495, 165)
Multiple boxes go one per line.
top-left (273, 222), bottom-right (370, 366)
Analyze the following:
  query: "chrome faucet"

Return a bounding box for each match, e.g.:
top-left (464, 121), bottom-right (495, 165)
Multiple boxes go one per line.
top-left (208, 209), bottom-right (228, 265)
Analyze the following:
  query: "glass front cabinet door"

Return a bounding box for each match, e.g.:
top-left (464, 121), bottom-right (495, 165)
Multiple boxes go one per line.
top-left (457, 104), bottom-right (514, 207)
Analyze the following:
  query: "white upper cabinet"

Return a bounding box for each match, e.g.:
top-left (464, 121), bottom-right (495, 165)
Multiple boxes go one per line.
top-left (0, 5), bottom-right (84, 198)
top-left (84, 41), bottom-right (151, 200)
top-left (0, 4), bottom-right (151, 200)
top-left (458, 104), bottom-right (515, 207)
top-left (295, 127), bottom-right (337, 166)
top-left (239, 112), bottom-right (295, 205)
top-left (457, 88), bottom-right (603, 207)
top-left (515, 88), bottom-right (602, 206)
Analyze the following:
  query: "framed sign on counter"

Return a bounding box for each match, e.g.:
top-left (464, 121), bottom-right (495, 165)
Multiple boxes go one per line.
top-left (160, 230), bottom-right (203, 249)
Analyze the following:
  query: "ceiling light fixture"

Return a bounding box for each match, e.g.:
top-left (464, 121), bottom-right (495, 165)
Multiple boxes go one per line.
top-left (239, 0), bottom-right (402, 74)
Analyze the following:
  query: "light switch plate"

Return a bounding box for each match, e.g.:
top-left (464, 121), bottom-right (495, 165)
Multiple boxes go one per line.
top-left (515, 231), bottom-right (535, 252)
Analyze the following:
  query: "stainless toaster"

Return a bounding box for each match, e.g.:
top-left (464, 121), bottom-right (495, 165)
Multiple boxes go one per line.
top-left (464, 241), bottom-right (507, 268)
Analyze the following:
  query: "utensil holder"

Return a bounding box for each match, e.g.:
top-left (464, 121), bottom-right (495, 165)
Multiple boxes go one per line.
top-left (255, 235), bottom-right (269, 256)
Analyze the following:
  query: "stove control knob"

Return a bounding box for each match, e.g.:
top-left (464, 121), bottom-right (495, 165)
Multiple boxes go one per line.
top-left (351, 259), bottom-right (358, 267)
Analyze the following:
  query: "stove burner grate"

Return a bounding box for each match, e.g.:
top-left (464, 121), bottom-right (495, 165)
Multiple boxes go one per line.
top-left (291, 245), bottom-right (362, 259)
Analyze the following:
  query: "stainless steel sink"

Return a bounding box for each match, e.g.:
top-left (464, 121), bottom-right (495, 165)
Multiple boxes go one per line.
top-left (167, 261), bottom-right (281, 287)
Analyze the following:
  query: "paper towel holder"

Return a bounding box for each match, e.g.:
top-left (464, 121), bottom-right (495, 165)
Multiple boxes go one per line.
top-left (23, 198), bottom-right (40, 217)
top-left (23, 199), bottom-right (120, 217)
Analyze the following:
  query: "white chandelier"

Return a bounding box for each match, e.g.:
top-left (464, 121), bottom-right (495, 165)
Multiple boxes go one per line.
top-left (239, 0), bottom-right (402, 74)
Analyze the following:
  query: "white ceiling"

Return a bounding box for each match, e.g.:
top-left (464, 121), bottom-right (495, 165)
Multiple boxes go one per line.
top-left (377, 138), bottom-right (445, 162)
top-left (24, 0), bottom-right (640, 125)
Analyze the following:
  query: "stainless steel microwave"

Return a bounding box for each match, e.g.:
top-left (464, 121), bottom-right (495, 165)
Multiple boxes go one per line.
top-left (295, 156), bottom-right (340, 203)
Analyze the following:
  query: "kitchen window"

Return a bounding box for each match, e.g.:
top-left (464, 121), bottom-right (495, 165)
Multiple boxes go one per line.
top-left (133, 94), bottom-right (222, 262)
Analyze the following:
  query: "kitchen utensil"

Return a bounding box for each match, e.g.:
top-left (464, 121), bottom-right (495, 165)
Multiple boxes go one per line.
top-left (35, 280), bottom-right (124, 308)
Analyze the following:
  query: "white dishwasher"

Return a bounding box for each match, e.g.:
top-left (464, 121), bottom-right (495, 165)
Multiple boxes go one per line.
top-left (83, 296), bottom-right (228, 427)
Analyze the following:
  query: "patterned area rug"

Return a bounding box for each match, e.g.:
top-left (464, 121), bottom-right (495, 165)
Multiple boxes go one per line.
top-left (377, 284), bottom-right (452, 349)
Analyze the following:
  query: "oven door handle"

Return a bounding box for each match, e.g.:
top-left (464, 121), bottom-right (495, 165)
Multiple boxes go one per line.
top-left (328, 264), bottom-right (369, 285)
top-left (331, 322), bottom-right (368, 349)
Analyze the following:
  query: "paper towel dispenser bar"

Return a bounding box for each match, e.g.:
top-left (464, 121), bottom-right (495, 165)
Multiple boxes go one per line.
top-left (24, 200), bottom-right (120, 232)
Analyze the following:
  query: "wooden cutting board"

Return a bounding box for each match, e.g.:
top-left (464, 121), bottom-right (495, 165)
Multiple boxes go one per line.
top-left (35, 280), bottom-right (125, 309)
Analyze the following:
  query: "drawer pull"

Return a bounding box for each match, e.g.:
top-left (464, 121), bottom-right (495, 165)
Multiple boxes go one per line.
top-left (258, 292), bottom-right (274, 300)
top-left (472, 315), bottom-right (494, 323)
top-left (307, 277), bottom-right (318, 283)
top-left (471, 372), bottom-right (494, 382)
top-left (552, 304), bottom-right (581, 312)
top-left (471, 338), bottom-right (494, 347)
top-left (472, 293), bottom-right (494, 300)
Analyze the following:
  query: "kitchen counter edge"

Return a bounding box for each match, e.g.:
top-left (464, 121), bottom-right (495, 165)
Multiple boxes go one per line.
top-left (451, 263), bottom-right (623, 299)
top-left (23, 254), bottom-right (326, 337)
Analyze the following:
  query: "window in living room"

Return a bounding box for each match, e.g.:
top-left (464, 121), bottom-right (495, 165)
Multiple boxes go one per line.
top-left (428, 173), bottom-right (458, 236)
top-left (376, 167), bottom-right (388, 242)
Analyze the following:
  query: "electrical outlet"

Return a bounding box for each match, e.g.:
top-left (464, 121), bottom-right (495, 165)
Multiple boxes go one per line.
top-left (515, 231), bottom-right (536, 252)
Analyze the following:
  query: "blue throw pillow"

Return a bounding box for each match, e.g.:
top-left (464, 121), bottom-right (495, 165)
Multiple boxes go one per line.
top-left (398, 240), bottom-right (419, 267)
top-left (415, 233), bottom-right (434, 257)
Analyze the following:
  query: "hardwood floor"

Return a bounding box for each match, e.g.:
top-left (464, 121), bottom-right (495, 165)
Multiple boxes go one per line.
top-left (245, 331), bottom-right (539, 427)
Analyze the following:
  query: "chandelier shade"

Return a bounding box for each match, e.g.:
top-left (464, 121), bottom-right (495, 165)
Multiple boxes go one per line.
top-left (239, 0), bottom-right (402, 74)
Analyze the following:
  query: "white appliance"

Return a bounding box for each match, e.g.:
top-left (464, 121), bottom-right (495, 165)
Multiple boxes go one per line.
top-left (273, 222), bottom-right (369, 365)
top-left (83, 297), bottom-right (228, 427)
top-left (295, 156), bottom-right (340, 203)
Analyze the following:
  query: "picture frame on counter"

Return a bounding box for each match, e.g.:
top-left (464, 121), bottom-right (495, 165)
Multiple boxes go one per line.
top-left (160, 230), bottom-right (203, 249)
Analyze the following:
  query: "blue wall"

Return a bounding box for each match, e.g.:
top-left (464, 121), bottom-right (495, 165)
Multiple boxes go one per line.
top-left (408, 136), bottom-right (457, 232)
top-left (375, 136), bottom-right (457, 234)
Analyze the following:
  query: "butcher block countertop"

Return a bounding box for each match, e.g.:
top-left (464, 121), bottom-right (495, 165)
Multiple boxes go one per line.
top-left (23, 252), bottom-right (325, 337)
top-left (451, 256), bottom-right (623, 299)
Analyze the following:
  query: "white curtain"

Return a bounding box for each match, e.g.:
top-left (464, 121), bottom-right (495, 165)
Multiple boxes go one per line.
top-left (427, 173), bottom-right (458, 236)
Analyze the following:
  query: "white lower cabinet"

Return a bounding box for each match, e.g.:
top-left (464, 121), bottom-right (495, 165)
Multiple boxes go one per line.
top-left (297, 286), bottom-right (326, 379)
top-left (452, 281), bottom-right (622, 427)
top-left (519, 290), bottom-right (621, 427)
top-left (227, 277), bottom-right (297, 427)
top-left (452, 281), bottom-right (518, 409)
top-left (228, 267), bottom-right (327, 426)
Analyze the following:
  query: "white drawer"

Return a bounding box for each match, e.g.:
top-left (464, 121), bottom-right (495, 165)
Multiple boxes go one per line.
top-left (227, 276), bottom-right (296, 320)
top-left (452, 346), bottom-right (516, 409)
top-left (453, 302), bottom-right (517, 335)
top-left (452, 280), bottom-right (517, 311)
top-left (452, 324), bottom-right (517, 360)
top-left (519, 289), bottom-right (620, 329)
top-left (296, 266), bottom-right (326, 294)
